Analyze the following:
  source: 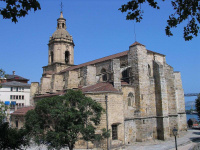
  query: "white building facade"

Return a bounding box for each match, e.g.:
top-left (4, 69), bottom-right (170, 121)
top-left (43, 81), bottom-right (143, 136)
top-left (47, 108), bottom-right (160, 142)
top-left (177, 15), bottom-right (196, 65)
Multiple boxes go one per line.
top-left (0, 72), bottom-right (31, 112)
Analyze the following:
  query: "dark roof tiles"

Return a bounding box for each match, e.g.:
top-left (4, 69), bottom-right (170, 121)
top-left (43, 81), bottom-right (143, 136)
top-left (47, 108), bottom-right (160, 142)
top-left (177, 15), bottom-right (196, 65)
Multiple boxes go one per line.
top-left (1, 81), bottom-right (30, 87)
top-left (81, 82), bottom-right (118, 93)
top-left (6, 74), bottom-right (29, 81)
top-left (60, 50), bottom-right (128, 73)
top-left (11, 106), bottom-right (34, 116)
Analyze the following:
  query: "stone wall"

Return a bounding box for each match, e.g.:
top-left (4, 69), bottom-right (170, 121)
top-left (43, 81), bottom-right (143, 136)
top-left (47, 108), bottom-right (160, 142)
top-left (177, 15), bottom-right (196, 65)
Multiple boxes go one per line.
top-left (51, 74), bottom-right (64, 93)
top-left (65, 70), bottom-right (79, 89)
top-left (128, 44), bottom-right (150, 117)
top-left (40, 74), bottom-right (52, 94)
top-left (30, 82), bottom-right (39, 105)
top-left (112, 59), bottom-right (121, 91)
top-left (10, 115), bottom-right (24, 129)
top-left (165, 64), bottom-right (177, 115)
top-left (174, 72), bottom-right (186, 113)
top-left (86, 66), bottom-right (96, 86)
top-left (85, 92), bottom-right (124, 149)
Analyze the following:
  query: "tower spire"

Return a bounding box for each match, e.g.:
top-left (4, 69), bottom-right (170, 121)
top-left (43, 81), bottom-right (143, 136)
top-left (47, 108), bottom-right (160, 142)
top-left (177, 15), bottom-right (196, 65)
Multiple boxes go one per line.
top-left (60, 1), bottom-right (63, 13)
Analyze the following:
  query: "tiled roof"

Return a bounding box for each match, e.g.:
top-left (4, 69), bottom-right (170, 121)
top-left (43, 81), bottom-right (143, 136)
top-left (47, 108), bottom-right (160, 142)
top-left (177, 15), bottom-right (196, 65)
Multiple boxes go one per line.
top-left (81, 82), bottom-right (119, 93)
top-left (129, 41), bottom-right (145, 47)
top-left (60, 50), bottom-right (129, 73)
top-left (121, 81), bottom-right (129, 85)
top-left (60, 43), bottom-right (164, 74)
top-left (34, 91), bottom-right (65, 98)
top-left (1, 81), bottom-right (30, 87)
top-left (11, 106), bottom-right (34, 116)
top-left (6, 74), bottom-right (29, 81)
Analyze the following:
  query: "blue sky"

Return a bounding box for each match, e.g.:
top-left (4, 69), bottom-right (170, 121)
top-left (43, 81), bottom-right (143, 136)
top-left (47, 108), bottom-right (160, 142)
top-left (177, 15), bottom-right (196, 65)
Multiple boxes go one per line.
top-left (0, 0), bottom-right (199, 102)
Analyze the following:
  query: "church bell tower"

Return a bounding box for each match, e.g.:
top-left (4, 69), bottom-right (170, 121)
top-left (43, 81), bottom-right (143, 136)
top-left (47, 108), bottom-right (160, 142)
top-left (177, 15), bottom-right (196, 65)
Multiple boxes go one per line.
top-left (48, 12), bottom-right (74, 66)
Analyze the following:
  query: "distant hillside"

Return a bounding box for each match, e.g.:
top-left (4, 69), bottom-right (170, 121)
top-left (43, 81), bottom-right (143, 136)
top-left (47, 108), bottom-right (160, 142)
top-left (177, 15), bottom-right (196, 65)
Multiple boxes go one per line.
top-left (185, 101), bottom-right (196, 110)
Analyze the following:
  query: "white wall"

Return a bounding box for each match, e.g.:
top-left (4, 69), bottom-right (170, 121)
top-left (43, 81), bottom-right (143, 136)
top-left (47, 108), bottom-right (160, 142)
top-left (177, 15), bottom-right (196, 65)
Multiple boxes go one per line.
top-left (0, 86), bottom-right (30, 106)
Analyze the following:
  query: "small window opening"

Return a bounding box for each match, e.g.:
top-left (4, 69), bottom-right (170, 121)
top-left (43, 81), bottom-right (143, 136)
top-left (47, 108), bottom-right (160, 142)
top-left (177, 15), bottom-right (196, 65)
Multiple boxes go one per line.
top-left (65, 51), bottom-right (70, 63)
top-left (128, 98), bottom-right (131, 106)
top-left (112, 125), bottom-right (118, 140)
top-left (16, 120), bottom-right (18, 128)
top-left (128, 93), bottom-right (134, 107)
top-left (51, 51), bottom-right (54, 63)
top-left (101, 68), bottom-right (107, 81)
top-left (148, 64), bottom-right (151, 76)
top-left (62, 23), bottom-right (64, 28)
top-left (122, 69), bottom-right (129, 83)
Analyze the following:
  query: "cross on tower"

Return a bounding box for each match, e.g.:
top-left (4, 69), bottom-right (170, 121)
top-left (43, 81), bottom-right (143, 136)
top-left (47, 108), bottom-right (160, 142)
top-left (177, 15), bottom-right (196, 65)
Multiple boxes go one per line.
top-left (60, 1), bottom-right (63, 12)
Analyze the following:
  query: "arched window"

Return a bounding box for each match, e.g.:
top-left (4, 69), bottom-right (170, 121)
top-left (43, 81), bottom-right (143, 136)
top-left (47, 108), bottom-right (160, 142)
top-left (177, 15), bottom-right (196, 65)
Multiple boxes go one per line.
top-left (122, 69), bottom-right (128, 79)
top-left (148, 64), bottom-right (151, 76)
top-left (51, 51), bottom-right (54, 63)
top-left (101, 68), bottom-right (107, 81)
top-left (122, 68), bottom-right (130, 83)
top-left (65, 51), bottom-right (70, 63)
top-left (128, 92), bottom-right (134, 107)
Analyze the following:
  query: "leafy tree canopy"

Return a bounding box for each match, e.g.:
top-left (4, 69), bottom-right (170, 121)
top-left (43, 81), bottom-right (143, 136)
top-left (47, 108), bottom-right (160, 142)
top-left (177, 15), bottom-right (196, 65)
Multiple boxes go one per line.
top-left (0, 101), bottom-right (8, 124)
top-left (0, 122), bottom-right (29, 150)
top-left (0, 0), bottom-right (41, 23)
top-left (119, 0), bottom-right (200, 41)
top-left (0, 102), bottom-right (28, 150)
top-left (0, 69), bottom-right (6, 79)
top-left (25, 90), bottom-right (109, 150)
top-left (195, 94), bottom-right (200, 121)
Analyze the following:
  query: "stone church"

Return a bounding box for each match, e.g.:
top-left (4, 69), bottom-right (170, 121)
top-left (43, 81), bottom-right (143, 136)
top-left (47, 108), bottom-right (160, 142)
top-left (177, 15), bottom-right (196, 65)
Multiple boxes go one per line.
top-left (31, 12), bottom-right (187, 149)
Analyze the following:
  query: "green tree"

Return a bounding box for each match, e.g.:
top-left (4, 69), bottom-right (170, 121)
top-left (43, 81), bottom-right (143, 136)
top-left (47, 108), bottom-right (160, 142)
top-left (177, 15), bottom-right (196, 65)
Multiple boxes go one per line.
top-left (0, 0), bottom-right (41, 23)
top-left (25, 90), bottom-right (109, 150)
top-left (0, 69), bottom-right (7, 88)
top-left (195, 94), bottom-right (200, 121)
top-left (0, 122), bottom-right (29, 150)
top-left (0, 101), bottom-right (8, 124)
top-left (119, 0), bottom-right (200, 41)
top-left (0, 102), bottom-right (29, 150)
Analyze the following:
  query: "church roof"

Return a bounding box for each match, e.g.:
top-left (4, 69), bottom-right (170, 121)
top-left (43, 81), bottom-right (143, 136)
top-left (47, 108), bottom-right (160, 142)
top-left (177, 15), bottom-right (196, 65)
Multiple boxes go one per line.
top-left (11, 106), bottom-right (34, 116)
top-left (52, 28), bottom-right (71, 39)
top-left (60, 46), bottom-right (164, 73)
top-left (129, 41), bottom-right (145, 47)
top-left (81, 82), bottom-right (119, 93)
top-left (60, 50), bottom-right (129, 73)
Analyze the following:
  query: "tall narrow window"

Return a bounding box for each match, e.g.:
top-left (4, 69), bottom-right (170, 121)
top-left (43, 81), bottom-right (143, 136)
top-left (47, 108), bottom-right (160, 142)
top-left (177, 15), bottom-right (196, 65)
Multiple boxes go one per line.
top-left (65, 51), bottom-right (70, 63)
top-left (128, 93), bottom-right (134, 107)
top-left (11, 87), bottom-right (13, 91)
top-left (148, 64), bottom-right (151, 76)
top-left (15, 120), bottom-right (18, 128)
top-left (112, 125), bottom-right (118, 140)
top-left (122, 68), bottom-right (129, 83)
top-left (51, 51), bottom-right (54, 63)
top-left (101, 68), bottom-right (107, 81)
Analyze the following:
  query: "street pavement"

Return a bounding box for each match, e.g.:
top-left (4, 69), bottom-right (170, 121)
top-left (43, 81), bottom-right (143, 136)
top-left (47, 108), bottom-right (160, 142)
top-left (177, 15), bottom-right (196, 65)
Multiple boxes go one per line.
top-left (126, 129), bottom-right (200, 150)
top-left (25, 129), bottom-right (200, 150)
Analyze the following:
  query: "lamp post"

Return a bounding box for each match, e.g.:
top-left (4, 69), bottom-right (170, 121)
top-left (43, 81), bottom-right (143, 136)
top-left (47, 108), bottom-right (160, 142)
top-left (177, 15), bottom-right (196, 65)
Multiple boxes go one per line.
top-left (172, 127), bottom-right (178, 150)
